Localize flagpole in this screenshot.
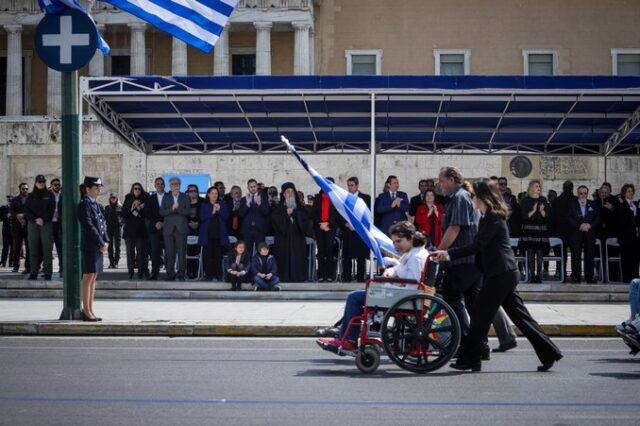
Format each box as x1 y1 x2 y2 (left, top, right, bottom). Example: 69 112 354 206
369 92 376 278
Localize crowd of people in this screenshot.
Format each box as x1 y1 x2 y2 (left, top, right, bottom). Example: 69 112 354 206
1 171 639 289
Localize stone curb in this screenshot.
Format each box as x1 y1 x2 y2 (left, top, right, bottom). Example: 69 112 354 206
0 322 618 337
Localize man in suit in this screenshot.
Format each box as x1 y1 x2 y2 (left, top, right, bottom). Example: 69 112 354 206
341 177 371 282
409 179 429 219
160 177 190 281
550 181 576 282
146 177 166 280
49 178 63 276
596 183 619 282
10 183 30 273
239 178 270 254
568 185 600 283
0 196 13 268
375 175 409 236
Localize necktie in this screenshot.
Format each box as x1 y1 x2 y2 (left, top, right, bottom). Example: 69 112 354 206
391 192 396 200
251 194 256 206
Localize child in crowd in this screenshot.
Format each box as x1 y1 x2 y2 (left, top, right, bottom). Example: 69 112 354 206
227 241 250 291
251 242 281 291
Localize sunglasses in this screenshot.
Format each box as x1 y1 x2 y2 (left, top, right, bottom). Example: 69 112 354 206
133 187 142 191
52 183 60 187
187 190 197 193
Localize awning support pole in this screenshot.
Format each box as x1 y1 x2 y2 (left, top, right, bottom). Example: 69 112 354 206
369 92 376 278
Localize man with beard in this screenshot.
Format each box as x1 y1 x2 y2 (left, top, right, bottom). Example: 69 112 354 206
271 182 310 282
10 183 30 273
49 178 63 276
239 179 270 255
0 196 13 268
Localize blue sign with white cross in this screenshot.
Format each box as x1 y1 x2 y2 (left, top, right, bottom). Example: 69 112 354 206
35 8 98 72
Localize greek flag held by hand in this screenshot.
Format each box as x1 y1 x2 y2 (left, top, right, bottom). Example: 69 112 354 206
98 0 239 53
281 136 398 265
38 0 110 55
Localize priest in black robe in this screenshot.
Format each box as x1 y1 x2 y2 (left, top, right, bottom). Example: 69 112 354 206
271 182 310 282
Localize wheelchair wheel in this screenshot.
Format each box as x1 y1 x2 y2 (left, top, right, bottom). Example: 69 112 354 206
355 345 381 374
381 294 460 373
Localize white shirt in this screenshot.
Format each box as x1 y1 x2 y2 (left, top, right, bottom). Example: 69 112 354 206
156 192 164 206
172 193 179 204
384 246 429 281
53 192 60 222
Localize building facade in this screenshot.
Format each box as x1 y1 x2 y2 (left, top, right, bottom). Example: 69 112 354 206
1 0 639 198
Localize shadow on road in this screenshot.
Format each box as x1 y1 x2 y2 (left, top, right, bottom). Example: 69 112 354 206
589 371 640 380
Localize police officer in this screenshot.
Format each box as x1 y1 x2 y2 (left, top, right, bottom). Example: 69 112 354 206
24 175 56 281
78 177 109 322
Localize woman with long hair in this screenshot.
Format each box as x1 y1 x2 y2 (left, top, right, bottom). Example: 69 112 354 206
122 182 149 279
518 180 550 283
414 188 444 247
435 179 562 372
198 186 229 281
616 183 640 283
77 177 109 321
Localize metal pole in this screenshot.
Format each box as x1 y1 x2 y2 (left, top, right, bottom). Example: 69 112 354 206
369 93 376 278
59 70 82 320
603 155 608 183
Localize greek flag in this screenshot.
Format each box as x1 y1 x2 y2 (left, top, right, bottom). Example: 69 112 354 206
38 0 110 55
99 0 238 53
281 136 398 265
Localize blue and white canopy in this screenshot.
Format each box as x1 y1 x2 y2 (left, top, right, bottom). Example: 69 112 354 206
82 75 640 156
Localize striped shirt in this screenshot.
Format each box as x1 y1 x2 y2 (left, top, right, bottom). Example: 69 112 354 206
442 186 479 266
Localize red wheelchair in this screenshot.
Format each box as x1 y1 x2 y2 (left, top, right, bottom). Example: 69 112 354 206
335 255 461 374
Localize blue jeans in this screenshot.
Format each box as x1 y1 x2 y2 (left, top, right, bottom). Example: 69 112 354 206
339 290 365 341
254 275 280 291
630 279 640 319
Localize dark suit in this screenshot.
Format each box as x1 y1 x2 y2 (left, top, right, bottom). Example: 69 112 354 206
312 192 340 281
160 192 190 279
9 195 29 272
0 204 13 267
409 193 424 218
145 192 166 276
596 196 618 281
568 199 600 282
449 211 562 366
341 192 371 282
238 192 270 254
616 199 640 283
550 191 576 279
375 191 409 236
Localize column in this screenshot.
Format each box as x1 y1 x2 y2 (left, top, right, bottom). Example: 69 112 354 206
128 22 147 75
292 21 311 75
89 24 105 76
47 68 61 116
213 25 230 76
4 25 22 116
172 38 188 76
254 21 272 76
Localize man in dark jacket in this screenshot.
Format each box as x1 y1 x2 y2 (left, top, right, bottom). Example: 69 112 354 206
0 196 13 268
145 177 166 280
550 180 576 282
10 183 30 273
312 178 340 282
24 175 56 280
105 193 122 268
568 185 600 283
49 178 63 276
596 183 619 281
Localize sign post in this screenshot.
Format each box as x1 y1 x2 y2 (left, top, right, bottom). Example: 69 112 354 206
35 9 99 320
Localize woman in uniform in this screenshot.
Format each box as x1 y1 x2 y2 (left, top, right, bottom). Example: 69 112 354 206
78 177 109 322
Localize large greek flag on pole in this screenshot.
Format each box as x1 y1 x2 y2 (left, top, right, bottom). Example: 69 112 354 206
38 0 110 55
281 136 398 265
98 0 238 53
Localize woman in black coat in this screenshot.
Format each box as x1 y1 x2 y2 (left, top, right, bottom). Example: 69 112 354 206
122 183 149 279
435 179 563 372
616 184 640 283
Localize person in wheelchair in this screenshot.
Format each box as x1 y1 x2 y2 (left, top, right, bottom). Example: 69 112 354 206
317 221 428 354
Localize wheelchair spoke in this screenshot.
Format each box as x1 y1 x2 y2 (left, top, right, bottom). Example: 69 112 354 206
431 325 455 333
411 299 423 326
427 336 448 355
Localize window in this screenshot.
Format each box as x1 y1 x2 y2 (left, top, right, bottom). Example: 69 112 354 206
523 50 557 75
105 48 151 75
232 54 256 75
434 50 469 75
612 49 640 75
346 49 382 75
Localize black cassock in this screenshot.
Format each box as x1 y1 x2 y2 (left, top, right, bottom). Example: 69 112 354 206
271 203 309 282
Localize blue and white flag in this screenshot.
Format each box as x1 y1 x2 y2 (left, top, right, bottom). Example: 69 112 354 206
281 136 398 265
38 0 110 55
99 0 238 53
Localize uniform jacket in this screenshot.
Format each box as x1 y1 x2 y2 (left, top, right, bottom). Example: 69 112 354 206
77 197 109 250
24 190 56 224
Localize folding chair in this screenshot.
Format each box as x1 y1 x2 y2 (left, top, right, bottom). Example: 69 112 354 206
185 235 203 281
605 238 623 283
306 237 317 282
334 235 343 282
542 237 564 283
510 237 528 282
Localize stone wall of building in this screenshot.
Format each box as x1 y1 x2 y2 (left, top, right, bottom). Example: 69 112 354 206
1 119 639 202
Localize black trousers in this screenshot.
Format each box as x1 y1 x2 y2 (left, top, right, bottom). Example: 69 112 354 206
52 221 62 272
316 230 337 280
458 270 562 365
203 238 223 280
11 227 29 272
148 232 164 275
125 237 148 276
107 227 121 266
343 257 366 282
620 241 640 283
1 227 12 266
442 263 481 336
571 230 596 281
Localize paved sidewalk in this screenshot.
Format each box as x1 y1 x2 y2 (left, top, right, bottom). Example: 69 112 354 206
0 299 628 337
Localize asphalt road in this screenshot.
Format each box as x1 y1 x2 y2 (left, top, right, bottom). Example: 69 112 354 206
0 337 638 426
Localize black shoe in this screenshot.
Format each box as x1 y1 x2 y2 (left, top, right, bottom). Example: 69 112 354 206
450 361 481 372
108 263 114 269
95 317 102 322
166 276 175 282
43 275 52 281
27 274 38 281
178 276 186 282
571 277 581 284
128 271 134 279
147 274 158 281
482 345 491 361
22 269 30 274
493 340 517 353
585 278 597 284
11 267 19 273
538 354 562 372
316 327 340 337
